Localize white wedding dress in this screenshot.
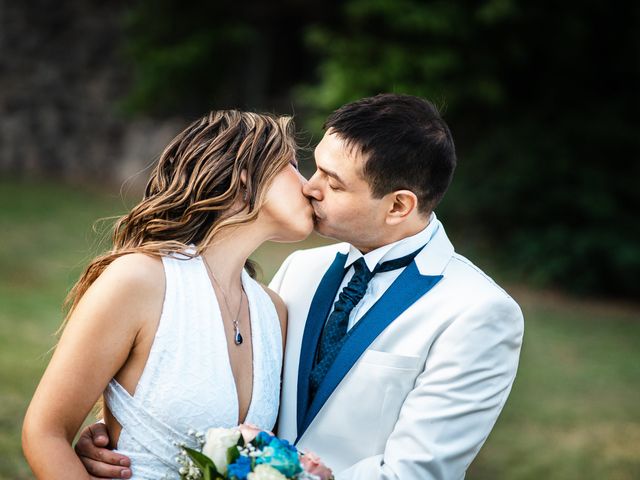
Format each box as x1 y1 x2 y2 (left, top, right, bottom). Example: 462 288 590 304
103 252 282 479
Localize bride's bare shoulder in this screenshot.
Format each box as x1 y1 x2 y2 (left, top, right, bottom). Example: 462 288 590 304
100 253 165 290
82 253 166 313
62 253 166 341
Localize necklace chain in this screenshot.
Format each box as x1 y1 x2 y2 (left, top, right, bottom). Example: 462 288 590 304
203 258 245 346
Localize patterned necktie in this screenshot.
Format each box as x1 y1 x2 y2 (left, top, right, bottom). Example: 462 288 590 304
308 245 425 403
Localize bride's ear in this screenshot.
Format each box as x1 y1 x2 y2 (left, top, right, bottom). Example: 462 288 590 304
240 169 249 202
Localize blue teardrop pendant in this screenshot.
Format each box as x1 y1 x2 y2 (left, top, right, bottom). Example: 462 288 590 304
234 329 243 345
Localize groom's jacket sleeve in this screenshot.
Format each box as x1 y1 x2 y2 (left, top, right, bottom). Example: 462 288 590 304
336 294 524 480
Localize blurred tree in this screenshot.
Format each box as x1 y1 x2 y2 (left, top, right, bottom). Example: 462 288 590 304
299 0 640 296
119 0 640 296
120 0 340 115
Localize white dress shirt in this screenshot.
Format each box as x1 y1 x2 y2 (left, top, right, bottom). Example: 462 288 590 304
331 213 439 331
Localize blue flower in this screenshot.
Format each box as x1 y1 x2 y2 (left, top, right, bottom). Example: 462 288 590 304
255 437 302 478
227 454 252 480
252 431 275 449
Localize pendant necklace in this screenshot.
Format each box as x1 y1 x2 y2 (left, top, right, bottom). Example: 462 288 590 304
203 258 245 346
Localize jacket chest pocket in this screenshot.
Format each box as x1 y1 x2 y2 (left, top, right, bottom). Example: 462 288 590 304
359 350 423 452
360 349 422 370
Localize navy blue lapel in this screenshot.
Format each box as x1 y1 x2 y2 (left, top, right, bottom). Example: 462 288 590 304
296 251 348 437
297 262 443 441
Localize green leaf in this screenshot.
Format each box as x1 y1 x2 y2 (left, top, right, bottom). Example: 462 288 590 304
227 445 240 466
184 447 217 472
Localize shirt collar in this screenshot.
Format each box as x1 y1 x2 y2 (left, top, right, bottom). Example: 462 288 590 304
345 212 438 272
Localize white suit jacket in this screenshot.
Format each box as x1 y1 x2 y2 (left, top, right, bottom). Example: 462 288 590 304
269 221 524 479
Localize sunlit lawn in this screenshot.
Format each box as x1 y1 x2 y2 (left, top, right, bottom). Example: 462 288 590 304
1 180 638 479
469 289 640 479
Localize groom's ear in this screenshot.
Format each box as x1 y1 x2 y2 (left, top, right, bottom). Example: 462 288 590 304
385 190 418 225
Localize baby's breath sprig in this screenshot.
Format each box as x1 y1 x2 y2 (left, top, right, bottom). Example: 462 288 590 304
175 429 207 480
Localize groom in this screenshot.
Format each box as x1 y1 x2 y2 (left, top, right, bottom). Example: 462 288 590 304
76 94 524 479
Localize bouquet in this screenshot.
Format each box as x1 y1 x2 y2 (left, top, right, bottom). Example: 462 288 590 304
176 424 333 480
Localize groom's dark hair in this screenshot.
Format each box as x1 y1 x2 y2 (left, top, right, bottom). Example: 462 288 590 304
324 93 456 214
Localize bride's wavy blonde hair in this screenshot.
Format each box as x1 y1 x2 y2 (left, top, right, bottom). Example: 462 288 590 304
62 110 296 325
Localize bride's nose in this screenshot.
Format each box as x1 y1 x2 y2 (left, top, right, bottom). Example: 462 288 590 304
296 169 308 184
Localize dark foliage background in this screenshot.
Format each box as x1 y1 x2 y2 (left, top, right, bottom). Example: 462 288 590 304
118 0 640 297
2 3 640 478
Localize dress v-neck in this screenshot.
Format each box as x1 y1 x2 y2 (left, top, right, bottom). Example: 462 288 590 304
198 256 257 426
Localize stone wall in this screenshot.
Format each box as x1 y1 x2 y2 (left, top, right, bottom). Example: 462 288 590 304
0 0 181 188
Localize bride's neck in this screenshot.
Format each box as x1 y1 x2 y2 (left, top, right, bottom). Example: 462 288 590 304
200 223 266 292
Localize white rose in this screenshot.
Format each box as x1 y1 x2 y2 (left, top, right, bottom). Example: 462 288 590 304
202 427 241 475
247 464 287 480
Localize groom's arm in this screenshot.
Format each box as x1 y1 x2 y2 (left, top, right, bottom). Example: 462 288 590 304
75 422 131 478
336 295 524 480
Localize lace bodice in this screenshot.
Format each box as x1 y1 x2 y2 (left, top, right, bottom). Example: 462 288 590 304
103 253 283 479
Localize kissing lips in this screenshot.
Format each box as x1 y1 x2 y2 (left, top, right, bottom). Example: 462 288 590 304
311 202 323 221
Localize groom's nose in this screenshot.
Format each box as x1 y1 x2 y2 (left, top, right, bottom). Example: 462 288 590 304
302 171 323 201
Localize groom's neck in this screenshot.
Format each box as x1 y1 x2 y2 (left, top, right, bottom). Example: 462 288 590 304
352 215 431 254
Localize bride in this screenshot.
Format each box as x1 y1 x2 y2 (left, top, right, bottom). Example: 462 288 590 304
22 110 314 479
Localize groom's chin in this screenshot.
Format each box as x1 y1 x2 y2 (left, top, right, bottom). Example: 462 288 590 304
312 221 340 241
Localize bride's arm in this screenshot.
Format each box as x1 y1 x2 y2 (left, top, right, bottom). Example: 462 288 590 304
22 254 164 479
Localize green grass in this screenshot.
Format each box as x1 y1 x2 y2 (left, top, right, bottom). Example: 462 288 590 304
1 179 639 479
0 179 130 478
468 290 640 479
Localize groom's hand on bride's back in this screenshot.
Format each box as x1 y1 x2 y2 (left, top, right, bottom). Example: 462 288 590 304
75 422 132 479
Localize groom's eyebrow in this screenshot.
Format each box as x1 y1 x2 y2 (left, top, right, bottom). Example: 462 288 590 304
318 166 346 185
